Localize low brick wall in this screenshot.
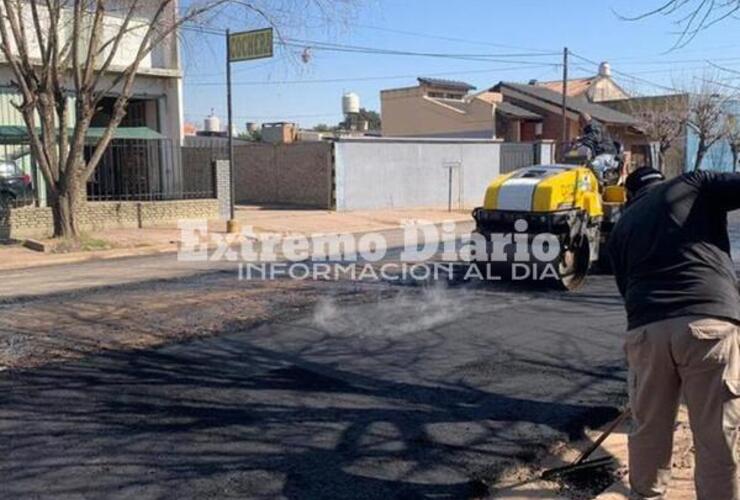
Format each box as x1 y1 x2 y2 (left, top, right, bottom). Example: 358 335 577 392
2 199 219 239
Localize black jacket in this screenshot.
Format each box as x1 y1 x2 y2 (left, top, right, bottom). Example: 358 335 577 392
581 121 617 156
607 171 740 330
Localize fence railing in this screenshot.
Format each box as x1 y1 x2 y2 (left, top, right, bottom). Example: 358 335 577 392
86 139 215 202
500 142 535 173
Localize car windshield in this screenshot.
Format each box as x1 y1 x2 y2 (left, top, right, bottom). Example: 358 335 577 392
0 161 20 178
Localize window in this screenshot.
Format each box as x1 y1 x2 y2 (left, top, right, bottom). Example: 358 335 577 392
427 91 464 100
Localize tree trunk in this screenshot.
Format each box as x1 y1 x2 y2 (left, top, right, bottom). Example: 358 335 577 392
694 142 706 171
50 186 79 239
732 147 738 173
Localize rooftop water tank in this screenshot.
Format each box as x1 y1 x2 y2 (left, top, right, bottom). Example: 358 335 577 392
204 112 221 133
342 92 360 115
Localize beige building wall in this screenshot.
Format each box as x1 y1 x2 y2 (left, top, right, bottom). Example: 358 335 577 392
381 86 502 138
589 78 630 102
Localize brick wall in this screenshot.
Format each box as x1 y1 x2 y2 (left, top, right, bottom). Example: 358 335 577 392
181 142 334 209
233 142 333 208
3 199 219 239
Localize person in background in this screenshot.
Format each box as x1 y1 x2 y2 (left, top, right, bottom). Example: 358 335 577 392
579 112 617 156
607 166 740 499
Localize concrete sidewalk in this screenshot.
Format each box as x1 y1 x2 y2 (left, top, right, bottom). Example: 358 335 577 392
1 207 471 271
595 407 695 500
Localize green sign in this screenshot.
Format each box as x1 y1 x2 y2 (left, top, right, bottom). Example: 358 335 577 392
229 28 273 62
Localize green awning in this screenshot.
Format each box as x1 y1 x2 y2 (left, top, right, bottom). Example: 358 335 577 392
0 125 165 145
0 125 30 144
86 127 166 141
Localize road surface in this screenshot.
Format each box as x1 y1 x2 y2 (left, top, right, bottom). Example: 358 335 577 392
0 214 737 499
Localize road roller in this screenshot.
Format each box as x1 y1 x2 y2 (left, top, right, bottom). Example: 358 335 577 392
471 145 627 290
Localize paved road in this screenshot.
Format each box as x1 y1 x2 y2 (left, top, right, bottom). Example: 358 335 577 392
0 273 627 499
0 224 473 300
0 214 737 499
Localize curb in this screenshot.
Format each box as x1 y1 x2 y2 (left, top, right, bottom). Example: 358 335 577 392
0 218 475 272
0 243 181 272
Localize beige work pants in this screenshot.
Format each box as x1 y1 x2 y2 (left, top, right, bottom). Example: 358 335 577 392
625 316 740 500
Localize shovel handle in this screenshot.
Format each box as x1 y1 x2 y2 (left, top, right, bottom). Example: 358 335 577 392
575 407 631 465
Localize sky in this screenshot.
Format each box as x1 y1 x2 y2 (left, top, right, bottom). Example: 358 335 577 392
179 0 740 131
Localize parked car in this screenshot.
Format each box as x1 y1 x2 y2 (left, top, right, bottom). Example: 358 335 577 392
0 160 33 209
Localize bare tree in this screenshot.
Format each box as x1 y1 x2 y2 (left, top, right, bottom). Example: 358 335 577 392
627 96 688 174
724 114 740 171
617 1 740 49
687 78 734 170
0 0 352 238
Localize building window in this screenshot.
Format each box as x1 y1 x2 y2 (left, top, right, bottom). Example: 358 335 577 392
428 91 464 100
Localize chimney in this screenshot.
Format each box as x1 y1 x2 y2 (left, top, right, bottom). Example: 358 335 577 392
599 61 612 77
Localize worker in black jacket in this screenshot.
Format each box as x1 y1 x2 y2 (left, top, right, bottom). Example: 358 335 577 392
607 167 740 500
579 113 617 156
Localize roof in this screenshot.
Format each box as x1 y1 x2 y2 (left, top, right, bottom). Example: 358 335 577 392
417 77 476 91
474 91 500 104
536 77 596 97
0 126 165 145
496 101 542 120
495 82 638 126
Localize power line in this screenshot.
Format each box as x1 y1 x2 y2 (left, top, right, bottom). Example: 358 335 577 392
593 55 740 67
281 37 559 59
183 64 556 87
693 78 740 93
183 19 553 54
338 20 553 53
568 51 740 89
707 60 740 76
569 51 679 93
181 24 560 64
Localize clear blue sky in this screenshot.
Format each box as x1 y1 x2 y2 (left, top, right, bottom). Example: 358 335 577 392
180 0 740 130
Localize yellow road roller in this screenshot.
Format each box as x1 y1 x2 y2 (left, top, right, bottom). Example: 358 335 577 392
472 161 626 290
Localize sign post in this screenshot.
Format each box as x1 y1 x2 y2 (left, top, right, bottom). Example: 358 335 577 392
225 27 273 233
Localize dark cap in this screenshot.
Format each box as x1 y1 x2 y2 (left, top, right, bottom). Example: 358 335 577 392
625 167 665 196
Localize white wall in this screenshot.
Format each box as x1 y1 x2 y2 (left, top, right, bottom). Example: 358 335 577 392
6 1 179 72
334 138 501 211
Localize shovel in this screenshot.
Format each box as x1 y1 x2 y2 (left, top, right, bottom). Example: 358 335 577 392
541 407 631 480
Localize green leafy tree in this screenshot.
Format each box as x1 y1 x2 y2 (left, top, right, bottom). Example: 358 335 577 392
339 108 381 130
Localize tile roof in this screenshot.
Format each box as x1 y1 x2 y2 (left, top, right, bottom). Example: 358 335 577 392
473 91 500 104
496 82 637 126
536 77 596 97
417 77 476 91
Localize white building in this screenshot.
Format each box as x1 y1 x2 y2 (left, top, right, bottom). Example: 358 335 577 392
0 1 185 203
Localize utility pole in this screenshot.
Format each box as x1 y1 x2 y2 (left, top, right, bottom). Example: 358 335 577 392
226 28 237 231
223 28 273 233
561 47 569 146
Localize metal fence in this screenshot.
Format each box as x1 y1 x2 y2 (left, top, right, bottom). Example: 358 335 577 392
86 139 215 202
500 142 535 173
